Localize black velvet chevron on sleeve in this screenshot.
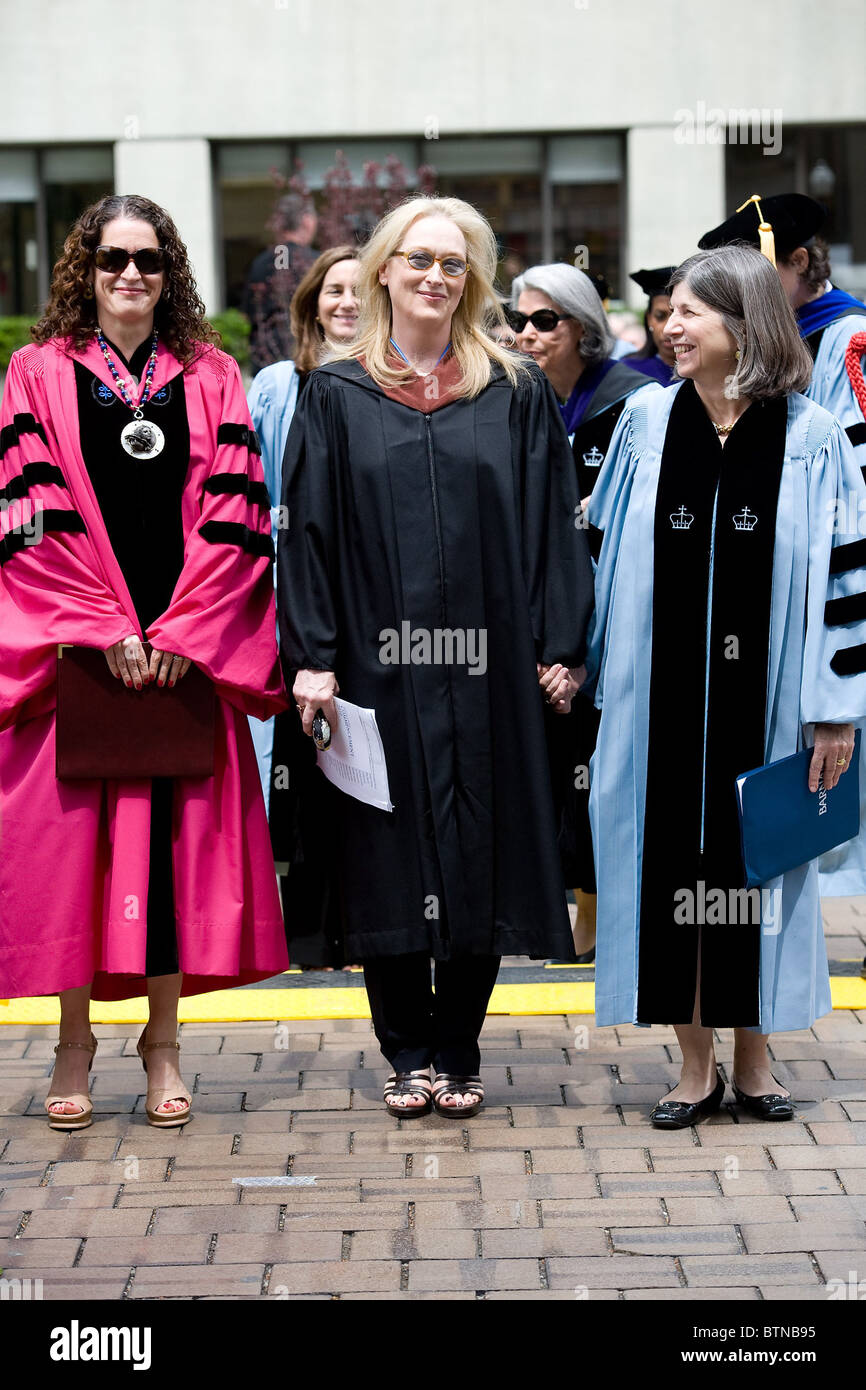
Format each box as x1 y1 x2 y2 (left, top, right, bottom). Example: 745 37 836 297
202 473 271 509
198 519 274 561
830 642 866 675
845 423 866 447
0 509 87 566
0 461 67 503
216 423 261 455
825 591 866 626
829 538 866 576
0 413 49 461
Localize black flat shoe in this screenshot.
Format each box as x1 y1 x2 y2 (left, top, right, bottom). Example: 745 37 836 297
732 1078 793 1121
650 1073 725 1129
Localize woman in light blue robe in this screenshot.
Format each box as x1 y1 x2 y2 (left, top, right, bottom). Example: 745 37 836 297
584 246 866 1125
247 358 300 805
245 246 359 809
698 191 866 896
245 245 359 970
799 295 866 894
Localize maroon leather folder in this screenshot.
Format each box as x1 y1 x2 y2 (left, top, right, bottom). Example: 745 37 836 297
55 644 215 780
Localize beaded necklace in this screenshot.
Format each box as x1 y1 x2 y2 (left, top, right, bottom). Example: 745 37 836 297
95 327 164 458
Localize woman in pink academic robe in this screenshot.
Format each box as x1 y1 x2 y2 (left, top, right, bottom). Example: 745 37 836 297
0 194 289 1130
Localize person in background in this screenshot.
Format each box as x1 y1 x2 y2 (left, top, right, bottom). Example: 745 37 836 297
699 193 866 898
247 246 360 971
588 273 638 360
509 263 648 963
585 245 865 1127
241 193 319 376
622 266 677 385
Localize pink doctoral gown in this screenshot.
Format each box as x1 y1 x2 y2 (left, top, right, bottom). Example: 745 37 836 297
0 335 290 1000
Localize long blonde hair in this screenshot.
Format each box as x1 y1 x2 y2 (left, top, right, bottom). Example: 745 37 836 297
326 195 529 398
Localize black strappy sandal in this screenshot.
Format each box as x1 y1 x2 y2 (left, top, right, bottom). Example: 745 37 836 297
383 1070 433 1117
432 1074 485 1118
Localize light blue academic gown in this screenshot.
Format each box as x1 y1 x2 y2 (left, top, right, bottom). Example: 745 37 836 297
246 360 300 805
585 382 866 1031
804 303 866 894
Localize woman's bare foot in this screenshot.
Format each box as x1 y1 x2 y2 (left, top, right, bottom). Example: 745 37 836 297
140 1029 189 1116
47 1032 94 1117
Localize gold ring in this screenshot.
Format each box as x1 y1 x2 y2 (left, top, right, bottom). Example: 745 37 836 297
836 757 847 766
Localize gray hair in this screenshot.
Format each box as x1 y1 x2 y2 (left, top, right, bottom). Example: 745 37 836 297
510 263 614 368
669 245 813 399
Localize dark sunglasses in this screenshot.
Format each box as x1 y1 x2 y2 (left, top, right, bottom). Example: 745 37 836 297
392 248 469 278
94 245 166 275
506 308 573 333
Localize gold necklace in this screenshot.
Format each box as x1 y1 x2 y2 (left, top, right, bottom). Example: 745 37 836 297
712 420 735 436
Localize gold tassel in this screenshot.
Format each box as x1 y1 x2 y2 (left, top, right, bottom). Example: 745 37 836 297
736 194 775 265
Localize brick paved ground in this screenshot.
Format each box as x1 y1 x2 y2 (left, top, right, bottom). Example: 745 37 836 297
0 900 863 1302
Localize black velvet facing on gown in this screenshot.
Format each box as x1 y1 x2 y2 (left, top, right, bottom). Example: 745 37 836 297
638 381 787 1026
75 337 189 977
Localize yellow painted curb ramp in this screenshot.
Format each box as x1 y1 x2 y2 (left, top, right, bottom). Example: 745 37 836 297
0 977 862 1023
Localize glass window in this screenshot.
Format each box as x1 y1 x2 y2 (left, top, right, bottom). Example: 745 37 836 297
43 146 113 278
548 134 622 184
552 182 622 299
431 137 543 177
0 201 38 317
726 125 866 294
218 144 292 309
295 139 419 189
0 149 39 316
0 146 112 315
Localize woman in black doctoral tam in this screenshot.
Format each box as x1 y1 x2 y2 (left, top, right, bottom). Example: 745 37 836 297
278 195 593 1118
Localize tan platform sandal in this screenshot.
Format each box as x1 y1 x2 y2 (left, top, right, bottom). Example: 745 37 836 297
45 1033 98 1130
136 1027 192 1127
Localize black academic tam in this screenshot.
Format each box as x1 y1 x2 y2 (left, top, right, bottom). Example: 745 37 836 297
277 357 594 961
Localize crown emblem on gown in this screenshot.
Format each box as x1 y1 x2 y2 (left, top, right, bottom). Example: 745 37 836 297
583 445 604 468
670 505 694 530
733 506 758 532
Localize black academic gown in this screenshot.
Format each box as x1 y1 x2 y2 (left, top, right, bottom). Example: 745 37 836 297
74 337 189 976
277 357 594 961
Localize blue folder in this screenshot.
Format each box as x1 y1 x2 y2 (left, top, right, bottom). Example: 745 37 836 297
735 729 861 888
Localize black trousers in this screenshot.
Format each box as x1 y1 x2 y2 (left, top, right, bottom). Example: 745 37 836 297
362 952 501 1075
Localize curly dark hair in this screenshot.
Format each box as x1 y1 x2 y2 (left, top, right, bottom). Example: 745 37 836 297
32 194 220 365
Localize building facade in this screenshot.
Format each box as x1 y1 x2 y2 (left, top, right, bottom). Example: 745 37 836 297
2 0 864 318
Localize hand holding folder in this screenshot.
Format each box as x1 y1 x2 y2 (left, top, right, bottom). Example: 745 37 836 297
735 729 861 887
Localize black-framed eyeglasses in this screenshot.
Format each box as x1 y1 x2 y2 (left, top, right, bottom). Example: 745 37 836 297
94 245 166 275
506 308 573 333
392 248 469 278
